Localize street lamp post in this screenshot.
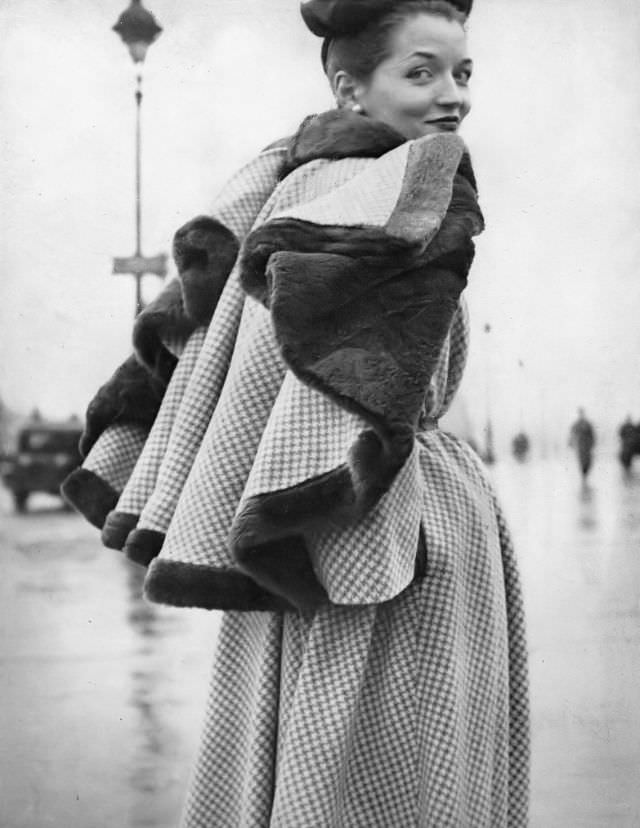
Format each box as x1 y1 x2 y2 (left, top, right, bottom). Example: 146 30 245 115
112 0 167 317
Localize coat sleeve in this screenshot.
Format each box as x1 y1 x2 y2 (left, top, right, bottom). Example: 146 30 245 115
132 145 290 380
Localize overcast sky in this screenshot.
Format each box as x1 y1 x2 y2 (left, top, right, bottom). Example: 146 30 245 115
2 0 640 451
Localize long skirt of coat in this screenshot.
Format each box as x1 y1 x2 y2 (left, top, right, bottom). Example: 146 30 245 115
180 446 529 828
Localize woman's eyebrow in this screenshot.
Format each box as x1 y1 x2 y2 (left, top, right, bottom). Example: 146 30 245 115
403 52 473 67
404 50 437 62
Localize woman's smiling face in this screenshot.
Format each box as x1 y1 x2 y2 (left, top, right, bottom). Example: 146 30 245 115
354 13 472 139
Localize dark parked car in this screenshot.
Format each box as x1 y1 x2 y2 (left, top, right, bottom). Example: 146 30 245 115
0 417 83 512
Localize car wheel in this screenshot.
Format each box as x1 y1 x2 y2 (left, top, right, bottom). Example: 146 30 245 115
13 491 29 513
620 451 632 471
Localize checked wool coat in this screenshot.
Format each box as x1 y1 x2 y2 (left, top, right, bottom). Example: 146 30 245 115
66 110 529 826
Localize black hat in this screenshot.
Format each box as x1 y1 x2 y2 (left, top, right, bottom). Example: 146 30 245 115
301 0 473 38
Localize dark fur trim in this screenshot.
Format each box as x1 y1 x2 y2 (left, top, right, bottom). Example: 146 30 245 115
233 534 328 615
133 280 192 383
80 356 165 458
456 150 478 195
60 468 119 529
425 172 483 258
280 110 405 179
229 446 403 611
240 219 420 308
271 249 465 445
172 216 240 326
231 468 430 612
101 510 139 550
144 558 296 612
133 219 239 379
124 528 165 567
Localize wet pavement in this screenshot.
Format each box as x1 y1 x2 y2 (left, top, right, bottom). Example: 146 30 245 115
1 451 639 827
0 491 218 828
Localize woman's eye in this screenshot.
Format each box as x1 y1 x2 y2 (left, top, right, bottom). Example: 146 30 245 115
454 69 472 85
407 67 432 81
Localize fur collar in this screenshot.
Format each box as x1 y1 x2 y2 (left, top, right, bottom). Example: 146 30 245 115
282 109 478 195
281 109 406 178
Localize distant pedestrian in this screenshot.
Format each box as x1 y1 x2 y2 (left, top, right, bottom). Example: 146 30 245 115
618 415 640 471
569 408 596 480
619 415 636 444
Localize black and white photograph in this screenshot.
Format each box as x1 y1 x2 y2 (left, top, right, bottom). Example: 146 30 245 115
1 1 639 825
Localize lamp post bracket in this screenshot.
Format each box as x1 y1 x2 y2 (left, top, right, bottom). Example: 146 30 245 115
113 253 167 277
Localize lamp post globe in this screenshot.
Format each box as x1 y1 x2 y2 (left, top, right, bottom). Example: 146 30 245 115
113 0 162 64
111 0 166 317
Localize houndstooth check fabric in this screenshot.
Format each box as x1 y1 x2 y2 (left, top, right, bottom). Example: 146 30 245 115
81 422 148 494
113 326 207 518
141 293 284 558
492 492 531 826
132 281 245 536
181 451 529 826
441 299 470 415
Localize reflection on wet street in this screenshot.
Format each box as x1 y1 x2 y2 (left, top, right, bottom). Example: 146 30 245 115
1 452 639 826
491 452 640 828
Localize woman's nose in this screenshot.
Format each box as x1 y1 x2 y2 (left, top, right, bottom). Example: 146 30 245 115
435 74 463 107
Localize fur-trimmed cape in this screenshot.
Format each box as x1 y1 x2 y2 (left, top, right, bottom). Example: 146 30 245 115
143 111 484 614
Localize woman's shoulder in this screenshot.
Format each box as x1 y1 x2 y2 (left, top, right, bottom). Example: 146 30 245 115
260 134 295 153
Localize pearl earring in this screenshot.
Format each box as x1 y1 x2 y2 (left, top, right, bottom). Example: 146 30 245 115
351 102 363 114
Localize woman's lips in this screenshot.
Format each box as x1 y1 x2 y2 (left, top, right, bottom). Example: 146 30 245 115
426 118 460 132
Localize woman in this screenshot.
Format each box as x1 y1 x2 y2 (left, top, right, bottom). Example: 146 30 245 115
66 0 529 824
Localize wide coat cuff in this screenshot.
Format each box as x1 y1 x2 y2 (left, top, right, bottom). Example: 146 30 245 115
132 217 239 382
82 217 239 455
79 355 166 458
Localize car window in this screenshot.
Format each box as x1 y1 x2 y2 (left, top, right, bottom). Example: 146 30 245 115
19 430 81 454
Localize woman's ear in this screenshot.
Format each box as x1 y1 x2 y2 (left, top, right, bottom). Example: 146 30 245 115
333 70 361 110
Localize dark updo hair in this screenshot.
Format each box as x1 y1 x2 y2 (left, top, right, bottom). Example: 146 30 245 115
323 0 467 83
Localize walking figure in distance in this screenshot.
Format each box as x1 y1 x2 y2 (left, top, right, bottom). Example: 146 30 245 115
569 407 596 481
